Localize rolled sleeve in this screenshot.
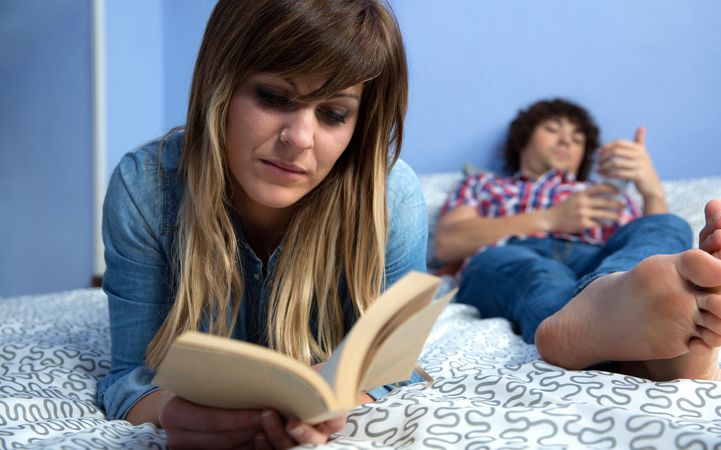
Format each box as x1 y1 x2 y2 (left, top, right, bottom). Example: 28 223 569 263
97 366 159 420
366 369 426 400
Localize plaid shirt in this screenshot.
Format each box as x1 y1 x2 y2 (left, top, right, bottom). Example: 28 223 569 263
440 169 642 252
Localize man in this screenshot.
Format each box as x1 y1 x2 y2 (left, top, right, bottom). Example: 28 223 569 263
436 98 721 381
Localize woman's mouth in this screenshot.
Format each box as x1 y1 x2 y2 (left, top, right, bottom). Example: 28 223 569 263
260 159 306 179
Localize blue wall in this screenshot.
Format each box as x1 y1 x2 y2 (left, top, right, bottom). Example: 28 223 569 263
104 0 214 175
104 0 164 176
2 0 720 295
393 0 721 179
162 0 215 131
0 0 93 297
108 0 721 180
0 0 212 296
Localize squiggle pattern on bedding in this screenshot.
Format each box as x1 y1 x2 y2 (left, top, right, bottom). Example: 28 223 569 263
1 290 721 449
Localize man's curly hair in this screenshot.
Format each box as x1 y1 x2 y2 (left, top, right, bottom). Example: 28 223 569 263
503 98 600 180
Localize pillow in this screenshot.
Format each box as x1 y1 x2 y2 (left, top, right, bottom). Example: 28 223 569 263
462 162 486 176
417 172 464 271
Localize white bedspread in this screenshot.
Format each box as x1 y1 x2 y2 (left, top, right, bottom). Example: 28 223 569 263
2 288 720 449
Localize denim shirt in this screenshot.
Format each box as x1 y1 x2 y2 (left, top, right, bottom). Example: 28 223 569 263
97 130 428 420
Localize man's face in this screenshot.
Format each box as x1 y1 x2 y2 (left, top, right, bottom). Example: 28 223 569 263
519 116 586 179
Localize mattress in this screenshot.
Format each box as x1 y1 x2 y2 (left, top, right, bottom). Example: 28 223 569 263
2 287 720 449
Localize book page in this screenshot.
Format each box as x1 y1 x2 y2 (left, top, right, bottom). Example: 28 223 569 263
359 289 454 391
318 338 346 391
153 332 338 423
329 272 441 406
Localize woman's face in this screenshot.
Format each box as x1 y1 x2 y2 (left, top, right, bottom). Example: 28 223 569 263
519 116 586 179
225 73 363 216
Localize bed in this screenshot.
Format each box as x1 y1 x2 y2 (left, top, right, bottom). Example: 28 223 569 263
2 173 721 449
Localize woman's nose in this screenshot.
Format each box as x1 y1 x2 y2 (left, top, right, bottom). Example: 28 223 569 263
281 108 315 151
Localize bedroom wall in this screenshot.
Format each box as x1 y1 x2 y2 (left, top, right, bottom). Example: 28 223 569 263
104 0 164 177
392 0 721 179
161 0 215 133
104 0 214 176
2 0 719 296
104 0 721 180
0 0 212 296
0 0 93 297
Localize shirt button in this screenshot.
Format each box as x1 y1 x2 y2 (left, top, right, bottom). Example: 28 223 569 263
253 273 260 280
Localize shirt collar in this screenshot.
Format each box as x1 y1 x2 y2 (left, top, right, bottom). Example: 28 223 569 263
228 208 283 275
512 169 576 183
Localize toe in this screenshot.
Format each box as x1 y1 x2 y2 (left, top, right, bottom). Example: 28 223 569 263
698 310 721 335
698 326 721 348
700 229 721 256
678 250 721 289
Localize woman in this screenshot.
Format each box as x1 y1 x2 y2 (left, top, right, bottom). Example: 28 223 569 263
97 0 427 448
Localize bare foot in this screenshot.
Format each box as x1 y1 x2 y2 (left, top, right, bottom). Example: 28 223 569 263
536 225 721 381
634 199 721 381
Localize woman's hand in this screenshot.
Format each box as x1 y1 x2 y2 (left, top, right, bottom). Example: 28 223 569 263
596 127 666 212
280 413 347 448
160 361 370 449
160 395 347 449
159 394 262 449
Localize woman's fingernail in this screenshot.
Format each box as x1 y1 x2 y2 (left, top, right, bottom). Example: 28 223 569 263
289 426 304 438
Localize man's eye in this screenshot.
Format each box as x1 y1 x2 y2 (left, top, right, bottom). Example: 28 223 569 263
257 88 292 107
318 108 347 125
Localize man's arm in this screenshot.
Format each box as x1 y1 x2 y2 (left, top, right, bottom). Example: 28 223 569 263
434 184 625 264
434 206 548 263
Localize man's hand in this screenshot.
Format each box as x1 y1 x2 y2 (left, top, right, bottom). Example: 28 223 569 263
596 127 666 211
544 185 625 233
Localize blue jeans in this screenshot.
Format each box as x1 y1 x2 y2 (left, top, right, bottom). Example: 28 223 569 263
456 214 693 343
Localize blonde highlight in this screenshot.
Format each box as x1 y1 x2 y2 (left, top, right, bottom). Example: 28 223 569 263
145 0 407 369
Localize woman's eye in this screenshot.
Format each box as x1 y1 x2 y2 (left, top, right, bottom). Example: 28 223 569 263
257 88 292 107
318 108 347 125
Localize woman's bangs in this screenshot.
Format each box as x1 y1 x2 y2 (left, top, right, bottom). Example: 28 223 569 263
250 2 390 100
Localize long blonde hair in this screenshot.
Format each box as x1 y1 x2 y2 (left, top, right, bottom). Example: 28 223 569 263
146 0 408 368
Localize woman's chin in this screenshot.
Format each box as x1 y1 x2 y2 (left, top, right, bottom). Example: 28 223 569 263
248 190 307 211
235 179 316 213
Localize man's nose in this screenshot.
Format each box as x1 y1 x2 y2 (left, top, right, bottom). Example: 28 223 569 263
557 130 571 146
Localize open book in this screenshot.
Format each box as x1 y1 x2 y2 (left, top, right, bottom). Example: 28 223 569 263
153 271 454 424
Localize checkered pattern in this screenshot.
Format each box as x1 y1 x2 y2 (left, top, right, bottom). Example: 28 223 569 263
441 169 641 250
